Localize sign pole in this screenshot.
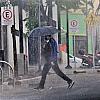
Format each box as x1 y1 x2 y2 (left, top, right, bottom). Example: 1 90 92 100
18 0 23 53
69 16 79 69
65 8 72 69
11 5 18 77
73 35 76 69
38 0 42 71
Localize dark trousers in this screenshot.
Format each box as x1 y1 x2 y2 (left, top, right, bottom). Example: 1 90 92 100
39 61 72 88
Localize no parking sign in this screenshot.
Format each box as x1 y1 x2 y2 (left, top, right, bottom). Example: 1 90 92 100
1 7 14 25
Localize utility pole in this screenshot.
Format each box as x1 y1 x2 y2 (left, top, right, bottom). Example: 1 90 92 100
18 0 23 53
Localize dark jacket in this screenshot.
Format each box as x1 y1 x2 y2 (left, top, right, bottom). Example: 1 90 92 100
50 38 58 61
43 38 58 62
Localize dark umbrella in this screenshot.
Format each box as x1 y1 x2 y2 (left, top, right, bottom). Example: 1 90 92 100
28 26 58 71
28 26 59 37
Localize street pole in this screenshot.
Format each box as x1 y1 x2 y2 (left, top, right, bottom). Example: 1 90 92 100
65 8 72 69
11 25 18 77
47 0 52 25
86 0 88 54
57 1 62 63
0 5 4 68
92 25 95 68
11 6 18 77
18 0 23 53
0 7 1 49
57 3 61 44
73 35 76 69
38 0 42 71
39 0 41 27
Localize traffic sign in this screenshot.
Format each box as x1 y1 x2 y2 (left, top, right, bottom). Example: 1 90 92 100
1 7 14 25
69 19 79 33
71 20 78 27
3 9 12 20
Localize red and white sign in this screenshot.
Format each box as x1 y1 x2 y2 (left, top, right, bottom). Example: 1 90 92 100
71 20 78 27
69 20 79 33
1 7 14 25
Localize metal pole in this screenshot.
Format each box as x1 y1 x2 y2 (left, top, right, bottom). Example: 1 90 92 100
38 0 42 71
92 25 95 68
0 7 4 68
11 6 18 77
0 66 3 85
73 35 76 69
56 1 62 63
18 0 23 53
0 7 1 49
57 3 61 44
86 0 88 54
65 8 72 69
47 0 52 25
39 0 41 27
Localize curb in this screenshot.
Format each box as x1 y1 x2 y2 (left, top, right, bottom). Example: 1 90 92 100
97 69 100 72
73 70 86 74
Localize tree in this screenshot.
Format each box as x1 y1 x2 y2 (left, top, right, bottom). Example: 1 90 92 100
24 0 39 32
54 0 80 10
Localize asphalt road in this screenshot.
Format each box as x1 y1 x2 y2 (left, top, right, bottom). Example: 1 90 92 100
0 72 100 100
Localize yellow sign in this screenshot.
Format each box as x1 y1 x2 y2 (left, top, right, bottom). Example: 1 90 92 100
86 11 100 26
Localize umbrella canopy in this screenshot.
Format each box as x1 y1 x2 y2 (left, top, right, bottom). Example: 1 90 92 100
28 26 59 37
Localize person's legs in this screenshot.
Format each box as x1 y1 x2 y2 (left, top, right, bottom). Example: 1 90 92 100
38 63 51 89
52 62 72 84
52 62 74 88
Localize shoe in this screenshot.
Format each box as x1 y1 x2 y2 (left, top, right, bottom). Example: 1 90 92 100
68 81 75 89
34 86 44 90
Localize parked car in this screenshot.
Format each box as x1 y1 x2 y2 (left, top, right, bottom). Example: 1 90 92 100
69 54 82 68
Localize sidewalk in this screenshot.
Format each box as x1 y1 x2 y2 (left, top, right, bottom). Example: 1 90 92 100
22 63 100 79
1 63 100 88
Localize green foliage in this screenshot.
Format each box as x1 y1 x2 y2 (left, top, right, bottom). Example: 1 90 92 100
0 0 18 7
55 0 80 10
10 0 18 6
25 0 39 32
25 16 38 32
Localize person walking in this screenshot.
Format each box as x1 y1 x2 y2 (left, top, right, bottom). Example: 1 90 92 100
34 35 74 90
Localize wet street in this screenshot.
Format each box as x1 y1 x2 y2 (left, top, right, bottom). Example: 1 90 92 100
0 69 100 100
